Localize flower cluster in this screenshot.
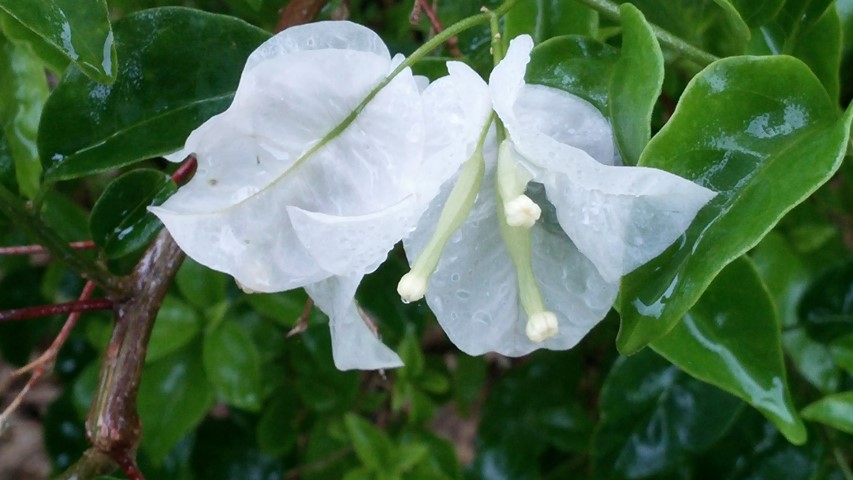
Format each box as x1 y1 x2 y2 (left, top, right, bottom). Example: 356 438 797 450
151 21 715 369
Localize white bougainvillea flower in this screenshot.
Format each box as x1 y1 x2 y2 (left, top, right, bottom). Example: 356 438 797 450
403 35 716 356
150 21 434 370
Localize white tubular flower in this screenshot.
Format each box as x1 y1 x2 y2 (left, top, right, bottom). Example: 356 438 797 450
504 194 541 227
150 21 435 370
404 35 715 357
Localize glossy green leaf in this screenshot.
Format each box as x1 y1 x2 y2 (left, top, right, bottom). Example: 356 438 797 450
504 0 598 42
609 4 663 165
138 344 214 464
0 37 47 198
291 324 359 413
619 56 853 353
470 351 592 479
176 258 228 312
593 349 743 479
244 289 309 328
0 10 69 74
39 7 269 181
652 257 807 444
344 413 394 471
799 258 853 342
750 4 842 102
729 0 784 26
784 329 840 394
0 0 114 83
525 6 662 166
713 0 751 43
146 295 201 363
203 320 263 411
801 392 853 434
90 169 176 259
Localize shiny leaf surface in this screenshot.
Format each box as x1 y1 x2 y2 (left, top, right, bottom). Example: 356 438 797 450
39 7 269 181
652 257 806 444
138 344 214 464
146 295 201 363
799 258 853 342
0 37 47 198
801 392 853 434
0 0 114 82
504 0 597 42
89 168 176 258
203 320 263 411
593 349 743 479
619 56 853 353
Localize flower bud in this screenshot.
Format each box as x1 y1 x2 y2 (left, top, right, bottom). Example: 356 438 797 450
397 271 428 303
526 311 558 342
504 194 541 228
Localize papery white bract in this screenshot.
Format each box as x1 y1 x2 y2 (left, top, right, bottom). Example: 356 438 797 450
404 35 716 357
151 21 432 370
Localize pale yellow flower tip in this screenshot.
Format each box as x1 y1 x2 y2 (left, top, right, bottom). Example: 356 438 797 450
397 271 428 304
526 311 558 342
504 194 541 228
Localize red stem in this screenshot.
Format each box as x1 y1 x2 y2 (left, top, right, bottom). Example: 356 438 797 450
171 155 197 185
0 240 96 256
0 298 113 323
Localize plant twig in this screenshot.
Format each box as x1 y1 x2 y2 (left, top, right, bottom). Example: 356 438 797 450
81 230 185 480
574 0 719 66
0 240 96 256
286 297 314 337
1 281 98 433
0 184 126 296
0 297 112 323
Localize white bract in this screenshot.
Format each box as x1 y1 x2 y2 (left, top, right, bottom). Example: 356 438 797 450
403 35 716 356
150 21 440 370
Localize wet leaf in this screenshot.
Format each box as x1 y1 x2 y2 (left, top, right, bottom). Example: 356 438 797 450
504 0 598 42
801 392 853 434
146 295 201 363
652 257 807 444
39 7 269 181
619 56 853 353
0 37 47 198
89 169 176 259
203 320 264 411
0 0 115 82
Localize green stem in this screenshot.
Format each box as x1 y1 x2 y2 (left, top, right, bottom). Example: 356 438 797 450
575 0 719 66
0 184 126 297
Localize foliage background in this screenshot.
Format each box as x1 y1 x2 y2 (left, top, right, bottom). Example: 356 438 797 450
0 0 852 479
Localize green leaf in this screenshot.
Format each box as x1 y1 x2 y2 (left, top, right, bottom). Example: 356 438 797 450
175 258 228 311
291 324 359 413
799 258 853 342
146 295 201 363
244 289 309 328
0 0 114 83
191 416 283 480
39 7 269 181
256 387 300 456
783 328 840 394
203 320 264 411
618 56 853 353
829 333 853 376
593 350 743 479
0 10 69 74
138 343 214 464
344 413 394 471
525 6 663 166
652 257 807 445
89 169 176 259
750 3 842 102
609 4 663 166
0 130 15 192
728 0 784 26
504 0 598 42
750 232 811 328
0 37 47 198
713 0 752 43
801 392 853 434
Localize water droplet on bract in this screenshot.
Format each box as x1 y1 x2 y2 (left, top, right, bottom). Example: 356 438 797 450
450 273 461 282
455 290 470 299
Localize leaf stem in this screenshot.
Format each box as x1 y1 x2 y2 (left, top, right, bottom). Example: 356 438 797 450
0 240 96 256
575 0 719 66
0 184 126 296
